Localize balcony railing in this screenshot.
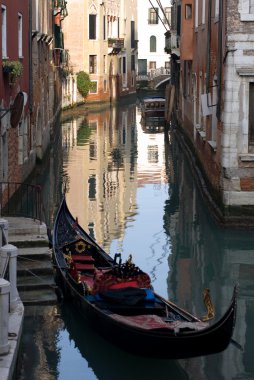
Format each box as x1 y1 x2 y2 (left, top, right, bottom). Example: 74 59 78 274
54 0 68 19
108 38 124 49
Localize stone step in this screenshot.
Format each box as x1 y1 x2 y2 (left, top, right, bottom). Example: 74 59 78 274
17 274 56 288
17 264 54 277
18 288 58 306
17 246 52 260
8 234 49 248
6 217 47 235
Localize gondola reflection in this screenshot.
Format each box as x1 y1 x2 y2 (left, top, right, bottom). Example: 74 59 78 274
60 302 189 380
140 116 165 134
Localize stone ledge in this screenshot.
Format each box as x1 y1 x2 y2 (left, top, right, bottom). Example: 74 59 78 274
236 67 254 76
239 154 254 161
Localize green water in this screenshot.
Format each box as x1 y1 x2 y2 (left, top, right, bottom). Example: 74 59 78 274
18 98 254 380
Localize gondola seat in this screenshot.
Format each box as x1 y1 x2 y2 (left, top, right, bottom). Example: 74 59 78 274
71 254 95 272
92 270 151 294
71 255 95 262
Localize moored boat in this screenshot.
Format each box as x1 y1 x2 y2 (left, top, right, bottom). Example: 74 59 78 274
140 96 166 118
52 196 237 359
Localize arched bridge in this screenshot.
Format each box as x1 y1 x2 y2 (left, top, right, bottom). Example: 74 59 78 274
136 67 170 89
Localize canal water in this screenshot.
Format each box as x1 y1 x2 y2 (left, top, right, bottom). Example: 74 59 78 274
18 95 254 380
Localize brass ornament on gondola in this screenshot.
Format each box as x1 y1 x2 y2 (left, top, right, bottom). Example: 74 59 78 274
202 288 215 321
75 240 86 253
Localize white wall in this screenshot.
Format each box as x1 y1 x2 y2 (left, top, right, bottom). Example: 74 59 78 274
137 0 170 72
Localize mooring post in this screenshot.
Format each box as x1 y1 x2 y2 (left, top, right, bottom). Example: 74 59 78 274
0 244 19 311
0 218 9 247
0 278 10 355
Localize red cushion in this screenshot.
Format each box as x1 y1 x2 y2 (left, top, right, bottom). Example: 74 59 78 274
75 263 95 271
108 281 138 289
72 255 94 262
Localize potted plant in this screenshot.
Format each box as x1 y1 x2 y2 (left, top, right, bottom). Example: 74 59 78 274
2 60 23 85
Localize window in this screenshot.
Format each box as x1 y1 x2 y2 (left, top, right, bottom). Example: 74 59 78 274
1 6 7 58
18 120 28 165
18 13 23 57
104 79 107 92
131 21 135 48
147 145 159 163
215 0 219 18
131 55 135 71
122 56 127 86
148 8 158 24
103 55 106 73
89 81 97 93
88 222 95 240
1 133 8 180
131 72 135 87
150 36 156 52
249 83 254 145
183 60 192 97
251 0 254 13
118 58 122 74
103 15 106 40
123 57 126 74
89 14 96 39
165 61 170 70
195 0 199 27
177 5 181 35
239 0 254 21
35 0 39 31
202 0 206 24
89 55 97 73
149 61 156 69
164 7 171 23
88 175 96 199
185 4 192 19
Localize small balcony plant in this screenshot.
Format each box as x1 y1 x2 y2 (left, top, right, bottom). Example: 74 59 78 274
2 60 23 85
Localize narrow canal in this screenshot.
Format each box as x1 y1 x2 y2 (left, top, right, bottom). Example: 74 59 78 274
18 95 254 379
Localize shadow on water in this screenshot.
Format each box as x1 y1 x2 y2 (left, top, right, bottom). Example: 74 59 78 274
60 302 189 380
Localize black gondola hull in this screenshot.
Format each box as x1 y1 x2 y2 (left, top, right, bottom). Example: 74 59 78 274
52 197 237 359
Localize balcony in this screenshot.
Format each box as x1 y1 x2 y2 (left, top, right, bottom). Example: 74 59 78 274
108 38 124 55
169 32 180 56
53 48 69 68
54 0 68 19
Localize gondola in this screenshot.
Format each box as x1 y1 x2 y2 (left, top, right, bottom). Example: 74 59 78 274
52 196 237 359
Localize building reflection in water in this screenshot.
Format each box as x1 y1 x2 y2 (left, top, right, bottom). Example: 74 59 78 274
62 104 138 253
164 132 254 379
59 103 254 379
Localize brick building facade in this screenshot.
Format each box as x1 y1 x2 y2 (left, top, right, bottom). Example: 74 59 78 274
170 0 254 225
0 1 64 197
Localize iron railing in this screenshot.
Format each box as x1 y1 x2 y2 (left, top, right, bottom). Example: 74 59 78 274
0 182 45 223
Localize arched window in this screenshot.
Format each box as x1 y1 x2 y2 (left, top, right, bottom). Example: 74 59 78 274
150 36 156 52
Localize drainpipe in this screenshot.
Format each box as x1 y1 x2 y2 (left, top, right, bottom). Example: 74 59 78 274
29 0 33 113
0 278 10 355
216 0 223 121
206 0 212 93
